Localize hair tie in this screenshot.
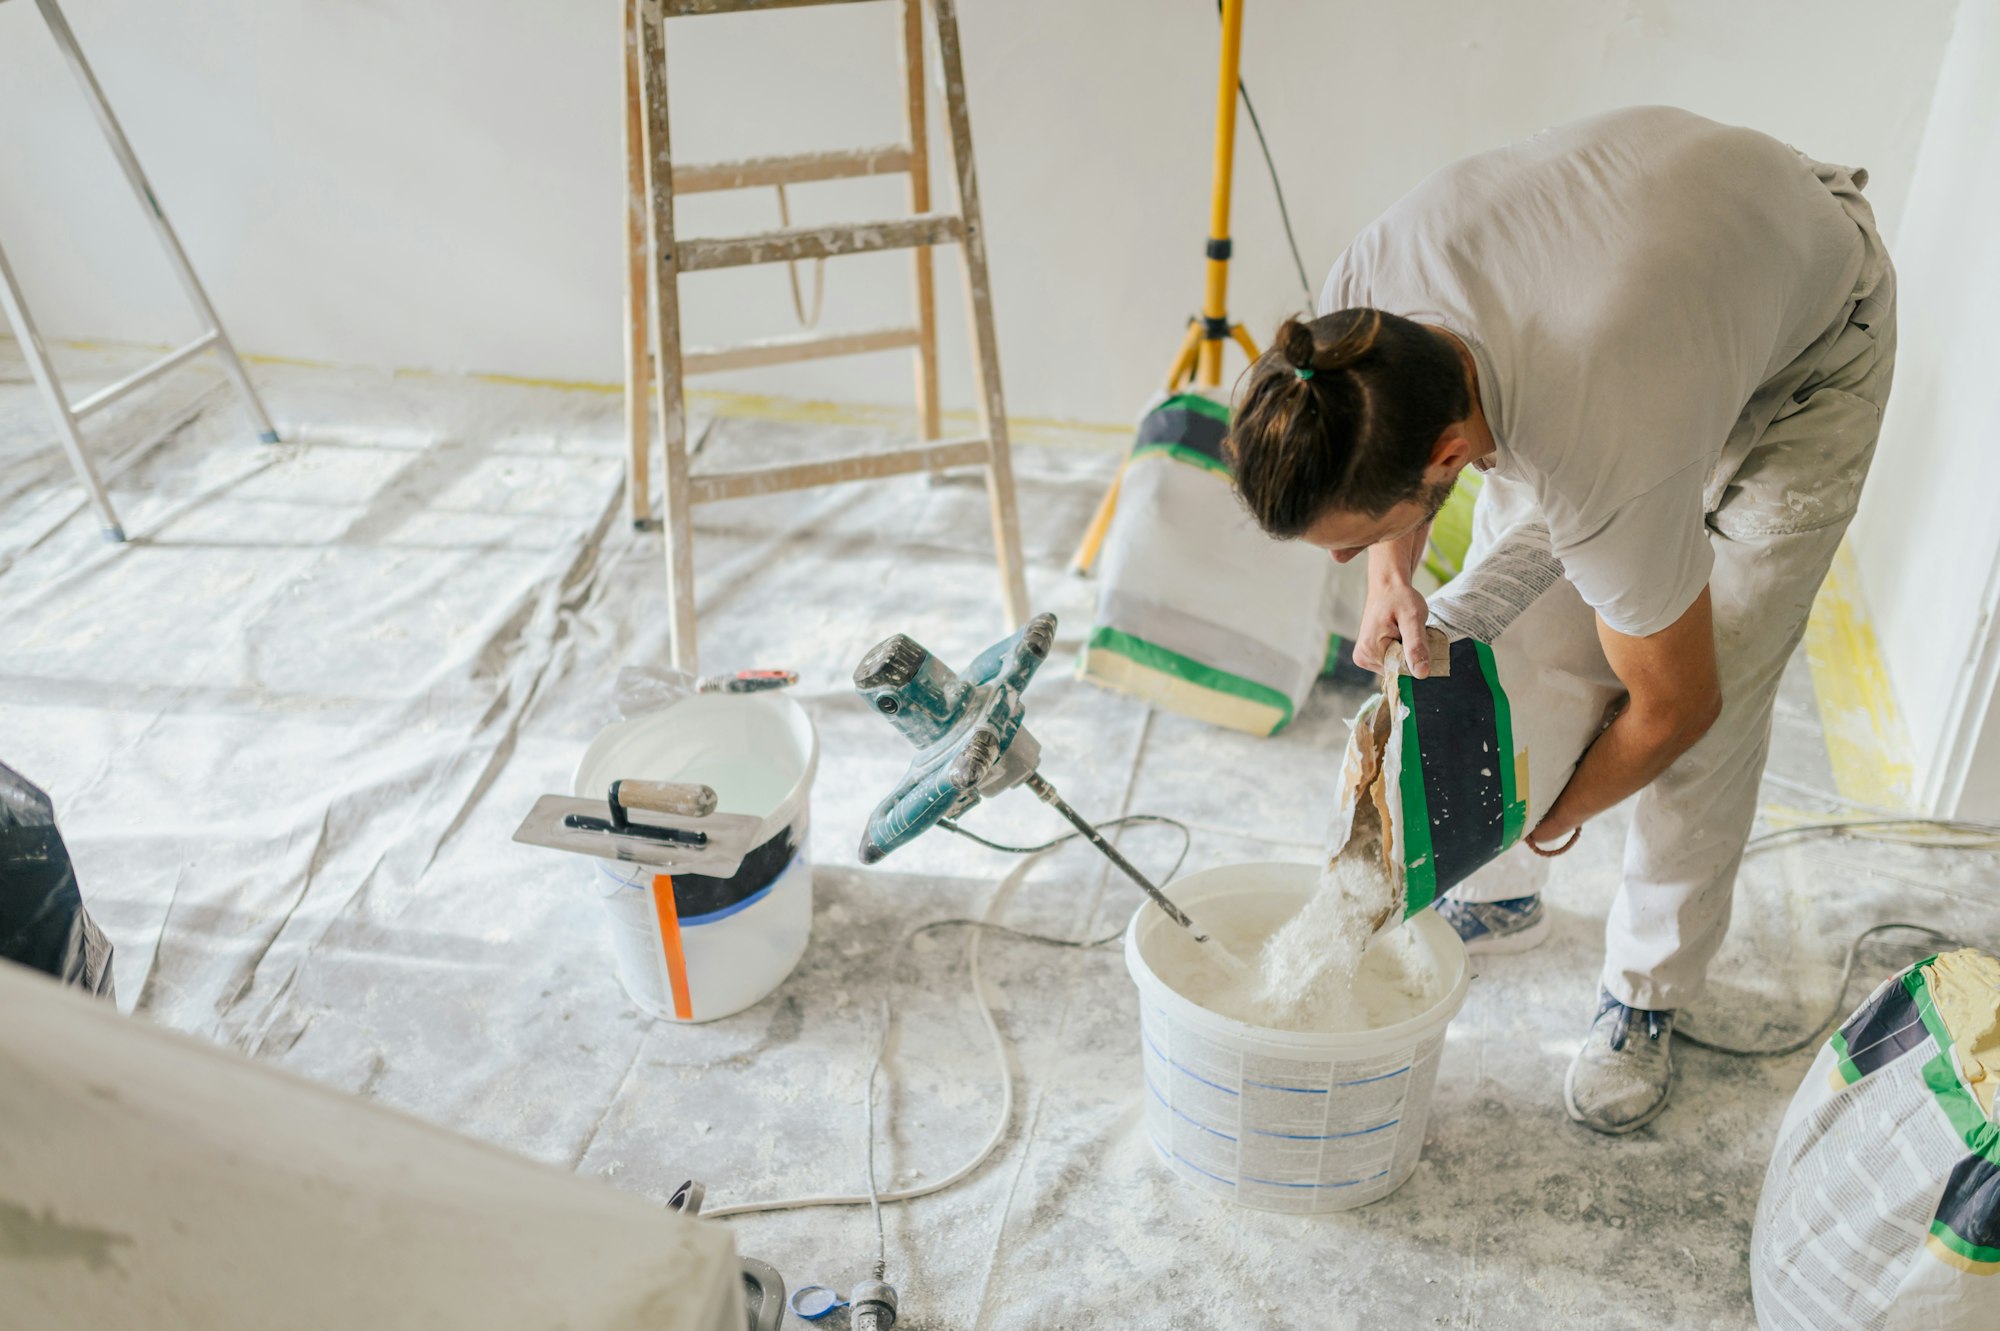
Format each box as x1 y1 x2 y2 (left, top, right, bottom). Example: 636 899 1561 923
1294 367 1314 381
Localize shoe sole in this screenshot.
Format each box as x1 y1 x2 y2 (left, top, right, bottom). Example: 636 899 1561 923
1563 1051 1675 1136
1460 910 1552 956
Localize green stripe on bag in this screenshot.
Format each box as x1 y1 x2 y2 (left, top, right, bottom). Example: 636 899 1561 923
1130 441 1232 478
1083 626 1295 733
1473 640 1528 849
1928 1218 2000 1267
1830 1028 1863 1085
1909 966 2000 1167
1159 392 1232 424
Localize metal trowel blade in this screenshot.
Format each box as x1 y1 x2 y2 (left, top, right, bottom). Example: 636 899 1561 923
513 795 761 877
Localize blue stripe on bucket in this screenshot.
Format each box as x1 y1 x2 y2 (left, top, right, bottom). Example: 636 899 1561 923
1337 1065 1411 1087
1239 1169 1390 1190
1247 1117 1399 1141
1146 1136 1390 1192
1146 1134 1238 1188
1144 1078 1237 1142
1140 1031 1240 1098
1238 1065 1409 1094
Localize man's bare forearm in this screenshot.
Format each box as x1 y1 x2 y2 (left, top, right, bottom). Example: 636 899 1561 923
1534 699 1717 842
1531 589 1723 846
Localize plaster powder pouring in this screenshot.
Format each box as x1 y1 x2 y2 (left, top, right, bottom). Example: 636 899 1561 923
1182 799 1425 1033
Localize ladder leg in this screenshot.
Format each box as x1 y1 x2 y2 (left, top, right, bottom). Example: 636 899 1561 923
931 0 1029 628
0 241 125 541
638 0 699 673
899 0 943 460
34 0 279 445
622 0 658 531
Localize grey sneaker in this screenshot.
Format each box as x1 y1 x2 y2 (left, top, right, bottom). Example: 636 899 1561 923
1564 989 1677 1135
1433 894 1550 954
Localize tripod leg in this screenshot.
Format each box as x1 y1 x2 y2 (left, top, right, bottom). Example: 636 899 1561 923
1230 322 1261 364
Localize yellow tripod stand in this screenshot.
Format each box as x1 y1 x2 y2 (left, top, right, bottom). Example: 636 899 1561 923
1071 0 1261 575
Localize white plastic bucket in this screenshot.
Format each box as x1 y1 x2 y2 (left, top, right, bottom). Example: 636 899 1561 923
1124 862 1469 1212
574 692 818 1023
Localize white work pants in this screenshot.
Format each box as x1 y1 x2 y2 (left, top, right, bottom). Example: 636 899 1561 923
1451 171 1896 1011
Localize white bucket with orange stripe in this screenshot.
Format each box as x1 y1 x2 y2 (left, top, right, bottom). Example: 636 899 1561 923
574 692 818 1023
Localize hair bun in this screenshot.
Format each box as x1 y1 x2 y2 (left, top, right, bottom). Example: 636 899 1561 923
1276 318 1317 371
1323 309 1383 371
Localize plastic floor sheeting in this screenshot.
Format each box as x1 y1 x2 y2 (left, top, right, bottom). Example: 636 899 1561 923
6 343 1999 1330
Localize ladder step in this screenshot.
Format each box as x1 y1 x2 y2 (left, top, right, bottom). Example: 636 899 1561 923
673 144 912 194
71 330 219 419
662 0 880 15
677 212 963 273
684 325 919 375
691 437 988 504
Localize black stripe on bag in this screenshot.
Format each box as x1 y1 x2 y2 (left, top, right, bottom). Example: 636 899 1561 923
1832 972 1926 1081
1933 1156 2000 1266
1408 637 1508 896
1136 404 1229 467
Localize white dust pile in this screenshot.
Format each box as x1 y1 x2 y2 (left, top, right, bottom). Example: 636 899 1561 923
1159 811 1442 1033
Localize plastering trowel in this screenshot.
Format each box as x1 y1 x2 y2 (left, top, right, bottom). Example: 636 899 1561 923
854 611 1244 971
512 778 762 876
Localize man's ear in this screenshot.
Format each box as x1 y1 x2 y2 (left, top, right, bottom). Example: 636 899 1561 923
1427 425 1472 477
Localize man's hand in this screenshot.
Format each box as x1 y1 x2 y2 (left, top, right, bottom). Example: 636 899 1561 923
1355 580 1433 677
1529 588 1723 847
1353 523 1436 677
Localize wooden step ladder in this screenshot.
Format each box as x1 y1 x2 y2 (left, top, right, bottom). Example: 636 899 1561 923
624 0 1030 672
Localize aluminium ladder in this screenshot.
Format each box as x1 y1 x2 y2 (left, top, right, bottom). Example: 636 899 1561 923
0 0 279 542
623 0 1029 673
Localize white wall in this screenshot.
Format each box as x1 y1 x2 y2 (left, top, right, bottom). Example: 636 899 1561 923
1850 0 2000 817
0 0 1959 426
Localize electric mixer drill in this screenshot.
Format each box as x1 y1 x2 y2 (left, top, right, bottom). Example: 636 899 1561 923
854 611 1237 961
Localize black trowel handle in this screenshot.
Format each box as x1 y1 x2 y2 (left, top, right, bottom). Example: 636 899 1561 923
608 779 718 822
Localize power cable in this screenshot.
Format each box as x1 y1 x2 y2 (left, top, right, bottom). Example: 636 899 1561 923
1677 922 1962 1058
1673 776 1996 1056
700 814 1194 1263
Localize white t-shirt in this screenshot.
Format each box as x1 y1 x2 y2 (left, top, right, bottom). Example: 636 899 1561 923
1318 106 1866 637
